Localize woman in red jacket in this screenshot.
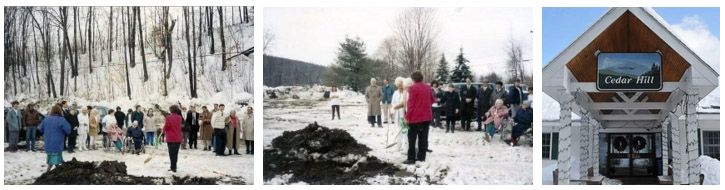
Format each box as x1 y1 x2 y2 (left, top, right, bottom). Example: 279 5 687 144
163 105 183 172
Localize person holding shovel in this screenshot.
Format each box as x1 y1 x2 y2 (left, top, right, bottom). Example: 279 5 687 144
163 105 183 173
389 77 413 152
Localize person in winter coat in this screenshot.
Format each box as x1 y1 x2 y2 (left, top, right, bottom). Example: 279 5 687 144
64 109 80 153
365 78 383 128
329 87 341 120
200 106 213 151
186 106 200 149
126 109 133 129
5 101 22 152
131 105 145 130
441 84 461 133
381 78 395 124
226 110 241 155
127 121 144 154
89 108 100 150
403 71 434 165
22 103 41 152
211 104 229 156
103 109 123 154
483 99 509 142
39 105 71 172
507 79 525 118
242 106 254 154
144 110 160 146
163 105 184 173
114 107 126 129
476 79 494 131
390 77 412 152
431 81 444 129
180 106 189 149
459 78 477 131
510 100 533 146
491 81 507 107
77 107 89 151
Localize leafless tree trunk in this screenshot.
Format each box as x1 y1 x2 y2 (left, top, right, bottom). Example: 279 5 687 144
207 7 215 54
393 8 439 77
136 7 148 81
218 7 227 71
108 7 113 63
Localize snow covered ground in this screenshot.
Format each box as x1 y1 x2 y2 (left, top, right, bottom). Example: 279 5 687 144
4 145 253 185
263 86 533 185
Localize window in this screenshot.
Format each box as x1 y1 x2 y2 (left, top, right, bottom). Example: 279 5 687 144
701 131 719 160
542 132 559 159
543 133 551 159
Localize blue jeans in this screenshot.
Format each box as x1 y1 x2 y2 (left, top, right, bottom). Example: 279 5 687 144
145 132 155 145
26 126 37 151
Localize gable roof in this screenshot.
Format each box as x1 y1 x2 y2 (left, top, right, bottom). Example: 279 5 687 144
543 7 718 104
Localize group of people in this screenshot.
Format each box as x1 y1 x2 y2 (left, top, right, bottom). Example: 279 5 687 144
5 100 254 173
432 78 533 146
327 71 533 165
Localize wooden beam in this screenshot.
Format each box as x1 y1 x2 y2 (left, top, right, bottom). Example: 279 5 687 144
590 102 667 110
599 114 660 121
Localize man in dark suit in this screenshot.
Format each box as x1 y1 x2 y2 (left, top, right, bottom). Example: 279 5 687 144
459 78 477 131
476 79 494 131
185 106 200 149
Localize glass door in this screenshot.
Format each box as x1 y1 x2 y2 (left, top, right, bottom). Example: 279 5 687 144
606 133 656 177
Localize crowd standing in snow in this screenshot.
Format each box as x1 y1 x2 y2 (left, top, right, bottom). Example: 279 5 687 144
4 99 255 173
324 71 535 165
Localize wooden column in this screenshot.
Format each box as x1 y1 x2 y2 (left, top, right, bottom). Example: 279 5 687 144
685 92 700 184
557 94 574 185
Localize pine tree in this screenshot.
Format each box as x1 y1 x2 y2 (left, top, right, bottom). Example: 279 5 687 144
331 36 369 92
435 53 449 83
450 48 472 82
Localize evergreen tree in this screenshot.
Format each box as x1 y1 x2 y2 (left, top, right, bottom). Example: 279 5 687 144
450 48 472 83
327 36 370 92
435 53 450 83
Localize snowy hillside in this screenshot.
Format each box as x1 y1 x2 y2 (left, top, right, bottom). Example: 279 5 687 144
4 7 254 110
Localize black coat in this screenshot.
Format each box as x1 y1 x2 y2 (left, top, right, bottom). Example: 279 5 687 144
65 113 79 136
115 111 127 128
186 111 200 130
476 85 494 117
441 91 461 118
459 85 477 112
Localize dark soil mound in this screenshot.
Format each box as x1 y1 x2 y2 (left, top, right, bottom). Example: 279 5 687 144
264 122 410 184
33 158 160 185
172 176 217 185
32 158 228 185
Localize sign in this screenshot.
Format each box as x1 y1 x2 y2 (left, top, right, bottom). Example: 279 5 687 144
597 52 662 91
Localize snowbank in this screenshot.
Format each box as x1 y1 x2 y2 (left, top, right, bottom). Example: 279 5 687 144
699 155 720 185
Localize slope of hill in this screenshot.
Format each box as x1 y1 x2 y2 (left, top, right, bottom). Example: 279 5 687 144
263 55 326 87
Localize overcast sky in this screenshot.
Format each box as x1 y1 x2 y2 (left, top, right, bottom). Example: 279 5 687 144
265 7 533 77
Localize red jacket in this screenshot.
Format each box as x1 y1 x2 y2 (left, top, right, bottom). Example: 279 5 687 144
163 114 183 143
405 82 434 124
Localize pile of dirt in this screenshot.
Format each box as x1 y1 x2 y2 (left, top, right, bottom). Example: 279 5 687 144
33 158 160 185
172 176 217 185
264 122 410 184
33 158 226 185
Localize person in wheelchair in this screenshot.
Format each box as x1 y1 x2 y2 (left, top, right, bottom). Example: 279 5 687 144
510 100 532 146
482 99 509 143
127 121 144 155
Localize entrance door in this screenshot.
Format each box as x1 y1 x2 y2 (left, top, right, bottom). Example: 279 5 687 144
606 133 656 177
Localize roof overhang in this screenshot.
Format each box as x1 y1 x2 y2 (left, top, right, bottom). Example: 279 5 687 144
543 7 718 125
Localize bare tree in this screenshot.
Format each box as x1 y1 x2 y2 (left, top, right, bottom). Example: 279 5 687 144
393 8 439 78
218 6 227 71
263 28 274 54
207 7 215 54
108 7 113 63
136 7 148 81
505 38 524 83
183 7 196 97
